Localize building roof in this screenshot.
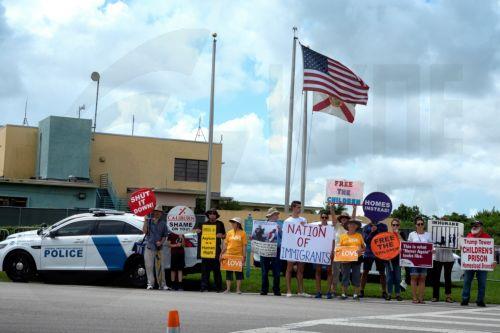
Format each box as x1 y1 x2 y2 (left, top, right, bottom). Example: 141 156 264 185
0 178 98 188
238 201 322 211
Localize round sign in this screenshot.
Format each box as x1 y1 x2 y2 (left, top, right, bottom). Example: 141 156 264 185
167 206 196 235
128 188 156 217
362 192 392 223
370 232 401 260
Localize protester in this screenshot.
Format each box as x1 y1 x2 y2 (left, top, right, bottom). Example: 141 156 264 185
314 211 334 299
260 207 282 296
461 220 497 307
407 216 433 303
330 207 355 297
338 219 366 300
285 200 310 297
221 217 247 294
385 218 404 301
142 205 169 290
431 247 454 303
194 208 226 292
167 232 185 291
360 218 388 298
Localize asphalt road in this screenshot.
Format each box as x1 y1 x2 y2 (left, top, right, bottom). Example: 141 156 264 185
1 282 499 333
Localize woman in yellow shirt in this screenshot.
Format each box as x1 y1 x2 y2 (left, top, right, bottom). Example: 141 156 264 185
220 217 247 294
338 219 365 300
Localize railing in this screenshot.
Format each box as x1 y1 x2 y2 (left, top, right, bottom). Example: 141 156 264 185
99 173 129 212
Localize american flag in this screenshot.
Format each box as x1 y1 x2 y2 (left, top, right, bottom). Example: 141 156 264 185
301 45 369 105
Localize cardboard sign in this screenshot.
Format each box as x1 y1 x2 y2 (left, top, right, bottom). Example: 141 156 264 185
334 246 359 262
167 206 196 235
461 237 495 271
251 220 281 257
280 222 334 265
428 220 464 249
326 180 364 206
201 224 217 259
363 192 392 223
221 254 243 272
400 241 433 268
371 232 401 260
128 188 156 216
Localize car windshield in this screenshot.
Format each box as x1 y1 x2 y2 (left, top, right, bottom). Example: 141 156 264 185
45 215 83 232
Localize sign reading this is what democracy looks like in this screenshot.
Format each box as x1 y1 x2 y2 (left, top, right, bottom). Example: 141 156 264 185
326 180 364 206
280 222 334 265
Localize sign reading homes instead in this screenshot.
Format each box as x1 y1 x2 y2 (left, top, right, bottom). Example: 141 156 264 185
128 188 156 217
326 180 364 206
362 192 392 223
167 206 196 235
461 237 495 271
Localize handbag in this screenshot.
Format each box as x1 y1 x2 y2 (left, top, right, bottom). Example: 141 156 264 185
133 220 149 255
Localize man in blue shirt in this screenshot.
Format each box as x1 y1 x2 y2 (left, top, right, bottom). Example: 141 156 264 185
360 219 388 298
142 205 169 290
260 207 282 296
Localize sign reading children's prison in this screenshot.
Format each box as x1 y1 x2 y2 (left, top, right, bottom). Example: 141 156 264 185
280 222 334 265
167 206 196 235
128 188 156 217
201 224 217 259
251 220 280 257
461 237 495 271
326 180 364 206
428 220 464 249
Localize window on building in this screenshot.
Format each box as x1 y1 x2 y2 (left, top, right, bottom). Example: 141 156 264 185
0 196 28 207
174 158 208 182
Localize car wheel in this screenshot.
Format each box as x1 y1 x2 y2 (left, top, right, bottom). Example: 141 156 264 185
126 257 147 288
5 251 36 282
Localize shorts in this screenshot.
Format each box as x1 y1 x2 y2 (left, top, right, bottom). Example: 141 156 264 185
363 256 385 273
409 267 428 276
341 261 361 288
170 252 185 271
226 270 244 281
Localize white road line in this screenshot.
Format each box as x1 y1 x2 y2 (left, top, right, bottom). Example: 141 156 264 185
377 317 500 328
300 321 490 333
230 329 320 333
424 314 500 322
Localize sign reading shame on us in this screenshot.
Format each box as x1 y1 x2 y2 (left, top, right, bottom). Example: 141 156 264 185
326 180 364 206
280 222 334 265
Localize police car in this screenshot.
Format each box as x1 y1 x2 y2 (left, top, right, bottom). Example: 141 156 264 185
0 209 148 287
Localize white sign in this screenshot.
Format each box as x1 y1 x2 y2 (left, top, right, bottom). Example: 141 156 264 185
251 220 280 257
326 179 364 206
461 237 495 271
280 222 334 265
428 220 464 249
167 206 196 235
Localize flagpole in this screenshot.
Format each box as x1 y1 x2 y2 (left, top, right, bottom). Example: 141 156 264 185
284 27 298 214
205 33 217 212
300 91 307 213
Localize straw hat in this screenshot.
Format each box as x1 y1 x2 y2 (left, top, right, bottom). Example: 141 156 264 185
337 212 350 222
266 207 280 218
343 218 362 231
154 204 163 212
229 217 244 228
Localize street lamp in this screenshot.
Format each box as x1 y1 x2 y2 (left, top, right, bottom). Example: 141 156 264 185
91 71 100 134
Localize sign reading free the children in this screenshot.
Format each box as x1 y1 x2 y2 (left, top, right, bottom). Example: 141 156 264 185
326 179 364 206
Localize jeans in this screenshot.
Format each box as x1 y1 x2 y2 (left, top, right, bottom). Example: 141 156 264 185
432 260 453 298
261 249 281 294
201 259 222 291
144 247 165 288
462 270 487 303
385 259 401 295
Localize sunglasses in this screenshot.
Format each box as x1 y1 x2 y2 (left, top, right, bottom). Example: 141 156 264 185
392 224 400 227
321 216 328 219
416 223 424 226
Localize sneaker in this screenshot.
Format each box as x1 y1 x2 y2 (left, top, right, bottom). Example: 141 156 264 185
431 298 439 302
260 292 268 296
299 292 312 298
177 288 184 291
274 292 282 296
237 291 242 295
359 290 364 298
332 291 338 298
315 292 322 299
341 294 347 300
353 294 360 300
385 295 392 301
476 301 486 307
326 292 333 300
396 295 403 301
461 300 469 306
146 284 153 290
161 286 172 291
382 292 388 299
223 289 230 294
286 293 293 297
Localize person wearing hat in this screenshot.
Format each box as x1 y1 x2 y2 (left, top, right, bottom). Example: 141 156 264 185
461 220 497 307
337 219 365 300
220 217 247 294
142 205 169 290
260 207 282 296
193 208 226 292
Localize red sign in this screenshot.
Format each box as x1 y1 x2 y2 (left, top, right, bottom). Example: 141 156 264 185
371 232 401 260
128 188 156 216
399 241 433 268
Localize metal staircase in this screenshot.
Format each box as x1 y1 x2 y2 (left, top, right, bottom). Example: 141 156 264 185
96 174 129 212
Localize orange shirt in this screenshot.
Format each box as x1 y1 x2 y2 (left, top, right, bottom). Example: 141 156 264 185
224 229 247 256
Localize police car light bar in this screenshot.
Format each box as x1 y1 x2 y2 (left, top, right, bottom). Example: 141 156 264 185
88 208 126 216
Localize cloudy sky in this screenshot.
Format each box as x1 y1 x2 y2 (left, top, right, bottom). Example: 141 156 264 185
1 0 499 217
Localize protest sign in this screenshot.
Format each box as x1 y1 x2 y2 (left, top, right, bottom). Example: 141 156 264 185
326 180 364 206
400 241 433 268
428 220 464 249
221 255 243 272
128 188 156 216
167 206 196 235
362 192 392 223
461 237 495 271
371 232 401 260
251 220 280 257
201 224 217 259
333 246 359 262
280 222 334 265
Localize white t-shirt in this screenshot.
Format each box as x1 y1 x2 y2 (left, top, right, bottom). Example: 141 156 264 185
407 231 432 243
284 216 307 225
